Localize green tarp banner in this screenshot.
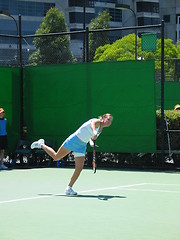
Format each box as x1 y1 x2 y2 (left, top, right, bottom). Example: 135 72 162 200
24 60 156 153
141 33 157 52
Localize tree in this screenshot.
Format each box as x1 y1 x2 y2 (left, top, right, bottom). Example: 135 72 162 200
94 34 140 62
153 38 177 81
29 8 76 65
176 41 180 58
89 10 111 62
175 42 180 80
94 34 178 81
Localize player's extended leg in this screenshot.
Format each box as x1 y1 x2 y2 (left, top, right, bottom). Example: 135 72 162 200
41 144 71 161
31 139 71 161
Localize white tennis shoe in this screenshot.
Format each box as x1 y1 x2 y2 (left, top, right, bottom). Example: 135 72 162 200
65 186 77 196
31 139 45 149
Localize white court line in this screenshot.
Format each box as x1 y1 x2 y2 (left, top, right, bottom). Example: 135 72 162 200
78 183 147 194
122 188 180 194
0 183 146 204
0 195 50 204
145 183 180 187
1 182 180 204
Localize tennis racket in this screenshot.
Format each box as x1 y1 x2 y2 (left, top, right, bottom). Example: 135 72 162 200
92 140 96 174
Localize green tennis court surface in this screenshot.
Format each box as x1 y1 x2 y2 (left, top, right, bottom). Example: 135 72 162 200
1 168 180 240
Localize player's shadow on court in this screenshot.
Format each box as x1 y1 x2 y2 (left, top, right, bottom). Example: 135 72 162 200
55 194 126 201
38 194 126 201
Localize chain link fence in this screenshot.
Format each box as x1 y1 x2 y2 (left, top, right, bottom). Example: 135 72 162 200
2 22 180 168
0 34 19 66
1 23 179 82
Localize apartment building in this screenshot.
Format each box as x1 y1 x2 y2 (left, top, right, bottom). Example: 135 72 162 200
0 0 56 64
160 0 180 42
0 0 180 64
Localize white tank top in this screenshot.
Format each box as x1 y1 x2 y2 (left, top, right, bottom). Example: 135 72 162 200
75 118 101 143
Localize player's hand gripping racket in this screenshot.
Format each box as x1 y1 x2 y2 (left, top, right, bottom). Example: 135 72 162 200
92 140 96 174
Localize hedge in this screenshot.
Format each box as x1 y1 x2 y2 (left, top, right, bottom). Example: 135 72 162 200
156 110 180 151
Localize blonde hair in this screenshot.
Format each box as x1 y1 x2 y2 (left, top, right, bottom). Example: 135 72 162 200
174 104 180 110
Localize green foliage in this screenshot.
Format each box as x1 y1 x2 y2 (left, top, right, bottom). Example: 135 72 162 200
94 34 178 80
176 42 180 58
156 110 180 150
89 10 111 61
94 34 140 62
29 8 76 65
151 39 177 80
94 34 177 62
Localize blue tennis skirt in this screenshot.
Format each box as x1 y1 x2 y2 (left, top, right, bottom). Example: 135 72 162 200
62 133 87 154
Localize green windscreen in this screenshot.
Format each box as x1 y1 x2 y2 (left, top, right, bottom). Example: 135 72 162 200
24 61 156 153
155 82 180 110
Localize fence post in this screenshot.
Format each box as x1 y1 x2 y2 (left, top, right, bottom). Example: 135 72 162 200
161 20 165 167
83 0 86 62
19 15 24 139
85 27 89 62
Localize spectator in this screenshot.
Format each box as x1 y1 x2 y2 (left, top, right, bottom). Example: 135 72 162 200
174 104 180 111
0 108 8 170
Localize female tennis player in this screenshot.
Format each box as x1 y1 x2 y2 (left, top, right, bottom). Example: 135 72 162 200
31 113 113 195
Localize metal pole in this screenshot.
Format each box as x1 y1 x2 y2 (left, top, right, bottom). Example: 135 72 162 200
86 27 89 62
128 8 137 60
19 15 24 139
85 26 90 119
83 0 86 62
177 16 180 43
0 11 18 64
135 17 137 60
161 20 165 168
115 5 137 60
9 15 18 63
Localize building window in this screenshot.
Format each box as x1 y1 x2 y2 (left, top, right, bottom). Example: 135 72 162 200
137 2 159 13
69 0 95 8
1 1 55 16
138 17 160 26
69 12 94 24
95 0 116 3
164 15 170 23
109 8 122 22
0 1 8 11
68 0 117 6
